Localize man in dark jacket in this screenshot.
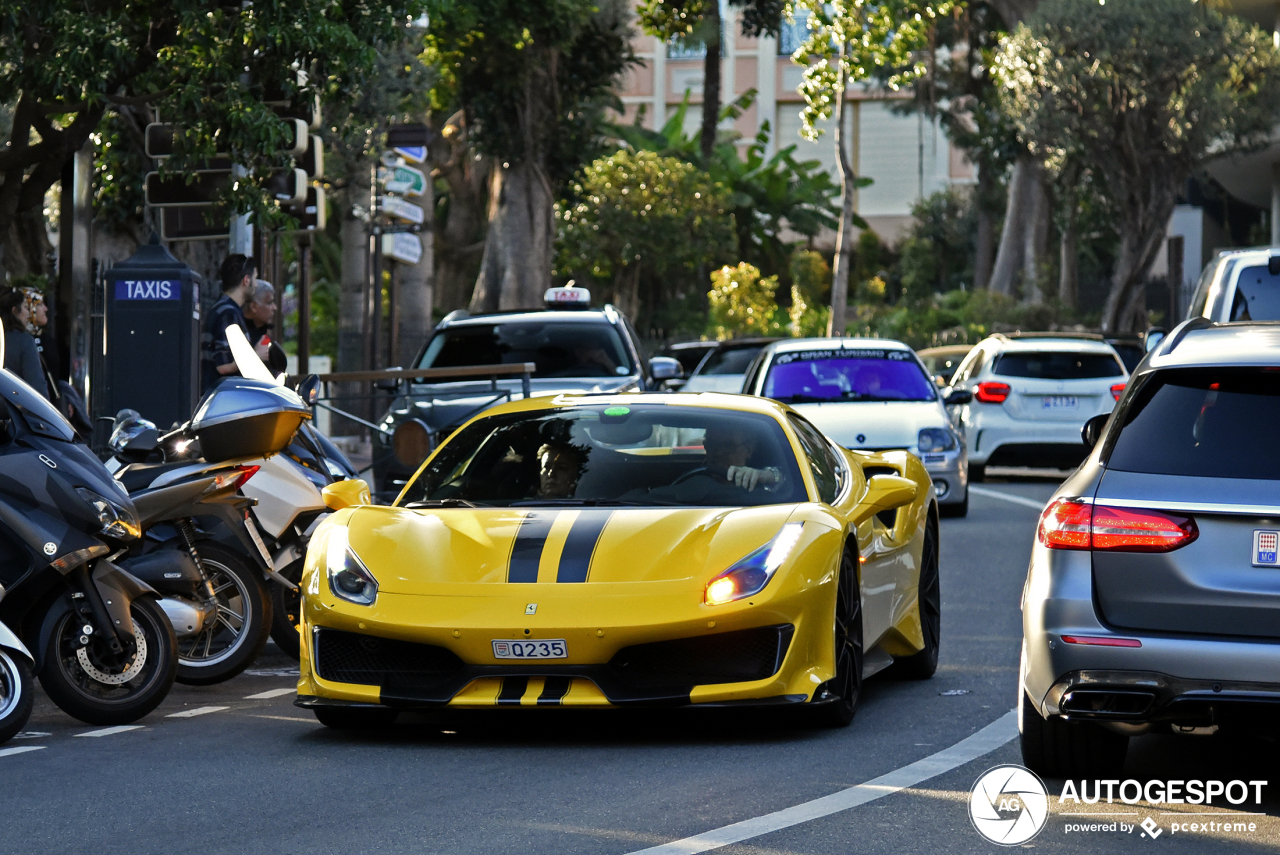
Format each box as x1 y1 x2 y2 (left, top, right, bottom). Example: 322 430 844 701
201 254 269 392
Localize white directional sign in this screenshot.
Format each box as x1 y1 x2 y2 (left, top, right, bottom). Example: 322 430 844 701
380 195 425 225
382 233 423 265
379 164 428 197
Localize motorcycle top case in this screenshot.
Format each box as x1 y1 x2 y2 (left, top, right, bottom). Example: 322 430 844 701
190 378 310 462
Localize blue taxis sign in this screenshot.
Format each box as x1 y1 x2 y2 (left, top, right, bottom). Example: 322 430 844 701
115 279 181 300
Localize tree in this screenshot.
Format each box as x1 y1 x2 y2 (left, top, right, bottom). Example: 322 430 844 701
707 262 781 338
0 1 423 279
423 0 635 313
995 0 1280 332
556 150 736 326
789 0 948 335
636 0 786 162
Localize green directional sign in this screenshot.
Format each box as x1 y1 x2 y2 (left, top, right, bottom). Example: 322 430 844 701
380 164 428 198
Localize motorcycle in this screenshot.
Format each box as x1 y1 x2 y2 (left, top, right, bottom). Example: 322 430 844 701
0 337 177 733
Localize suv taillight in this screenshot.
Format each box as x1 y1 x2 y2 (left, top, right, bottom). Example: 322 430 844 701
1038 499 1198 552
975 381 1011 404
1110 382 1126 401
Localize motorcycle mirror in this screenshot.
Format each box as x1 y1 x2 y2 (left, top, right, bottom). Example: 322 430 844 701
227 324 279 385
297 374 321 406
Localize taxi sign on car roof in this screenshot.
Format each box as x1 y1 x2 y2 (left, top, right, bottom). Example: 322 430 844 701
544 285 591 307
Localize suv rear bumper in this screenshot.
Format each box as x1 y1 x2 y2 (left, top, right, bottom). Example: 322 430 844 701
1042 670 1280 729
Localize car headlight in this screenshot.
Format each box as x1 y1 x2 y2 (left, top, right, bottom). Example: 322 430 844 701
705 523 804 606
918 427 958 453
326 526 378 605
75 488 141 540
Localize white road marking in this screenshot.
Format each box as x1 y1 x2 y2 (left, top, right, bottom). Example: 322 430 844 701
245 668 300 677
75 725 143 738
248 714 313 723
0 746 45 758
629 710 1018 855
244 688 295 700
969 486 1048 511
166 706 229 718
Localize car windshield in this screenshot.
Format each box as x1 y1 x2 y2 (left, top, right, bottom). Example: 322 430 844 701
762 348 936 403
1108 369 1280 479
417 321 634 378
993 351 1123 380
697 346 766 376
1229 265 1280 321
398 404 808 508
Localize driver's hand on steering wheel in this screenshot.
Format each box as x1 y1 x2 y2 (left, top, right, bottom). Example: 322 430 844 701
725 465 780 492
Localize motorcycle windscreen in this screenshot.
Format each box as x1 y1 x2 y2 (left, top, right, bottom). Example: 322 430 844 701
0 368 76 441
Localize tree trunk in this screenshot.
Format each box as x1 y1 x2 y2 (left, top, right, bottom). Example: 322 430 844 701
396 165 435 368
828 74 855 337
1101 190 1177 333
470 160 555 312
699 0 722 164
336 170 370 434
973 161 995 290
988 156 1031 296
1058 192 1078 311
610 263 643 321
429 111 492 313
1021 162 1050 304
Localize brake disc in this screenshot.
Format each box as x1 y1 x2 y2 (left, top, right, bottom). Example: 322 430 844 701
75 621 147 686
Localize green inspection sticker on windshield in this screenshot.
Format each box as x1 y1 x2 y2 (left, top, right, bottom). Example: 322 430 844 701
603 406 631 416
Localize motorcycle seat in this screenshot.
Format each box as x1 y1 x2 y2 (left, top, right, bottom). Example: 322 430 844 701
116 460 199 493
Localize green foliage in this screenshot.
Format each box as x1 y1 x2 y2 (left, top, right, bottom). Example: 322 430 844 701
897 237 938 304
787 249 831 336
707 262 784 339
849 288 1066 348
610 93 839 284
423 0 634 186
892 188 976 302
0 0 427 234
556 150 737 325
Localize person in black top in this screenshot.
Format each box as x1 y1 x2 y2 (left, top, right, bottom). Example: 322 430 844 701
201 254 270 392
0 287 48 396
243 279 288 377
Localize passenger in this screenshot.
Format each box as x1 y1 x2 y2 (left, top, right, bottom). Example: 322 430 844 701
536 441 588 498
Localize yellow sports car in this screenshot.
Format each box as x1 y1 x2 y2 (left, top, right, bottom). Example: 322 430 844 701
295 393 940 728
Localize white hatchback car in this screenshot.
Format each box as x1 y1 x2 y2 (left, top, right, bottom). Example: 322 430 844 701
741 337 971 515
945 334 1128 481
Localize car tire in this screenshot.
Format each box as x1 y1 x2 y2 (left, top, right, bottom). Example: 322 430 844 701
968 463 985 483
810 548 863 728
887 521 940 679
1019 689 1128 778
940 490 968 518
313 706 399 730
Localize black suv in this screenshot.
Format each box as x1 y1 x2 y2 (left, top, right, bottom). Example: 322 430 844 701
372 294 679 496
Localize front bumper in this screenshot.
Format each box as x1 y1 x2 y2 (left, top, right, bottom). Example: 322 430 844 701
1022 544 1280 727
920 447 966 505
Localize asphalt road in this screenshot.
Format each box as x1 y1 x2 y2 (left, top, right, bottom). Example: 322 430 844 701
7 473 1280 854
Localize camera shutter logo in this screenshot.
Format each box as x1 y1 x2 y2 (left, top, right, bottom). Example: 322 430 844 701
969 765 1049 845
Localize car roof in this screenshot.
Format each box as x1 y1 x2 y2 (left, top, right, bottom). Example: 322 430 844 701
916 344 973 357
469 391 798 422
767 337 914 354
978 335 1120 355
665 340 718 352
442 308 618 327
1148 321 1280 369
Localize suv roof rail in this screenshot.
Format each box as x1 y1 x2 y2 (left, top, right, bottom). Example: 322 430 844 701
991 331 1105 342
1159 317 1213 356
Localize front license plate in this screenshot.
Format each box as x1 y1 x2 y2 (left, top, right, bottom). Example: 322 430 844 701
1042 396 1078 409
1253 530 1280 566
492 639 567 659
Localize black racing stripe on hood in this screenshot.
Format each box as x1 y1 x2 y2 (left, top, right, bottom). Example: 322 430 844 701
508 511 555 583
556 510 613 583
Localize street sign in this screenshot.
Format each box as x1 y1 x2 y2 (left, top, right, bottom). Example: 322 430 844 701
380 195 425 225
379 164 427 197
387 123 431 147
393 146 427 165
382 232 423 265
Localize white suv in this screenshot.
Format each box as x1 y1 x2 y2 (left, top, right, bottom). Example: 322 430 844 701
945 334 1128 481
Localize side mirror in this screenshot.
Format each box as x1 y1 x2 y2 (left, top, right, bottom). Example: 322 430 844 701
322 479 371 511
649 356 683 382
864 473 918 511
297 374 321 406
1082 413 1109 449
392 418 434 468
1144 327 1167 353
944 388 972 406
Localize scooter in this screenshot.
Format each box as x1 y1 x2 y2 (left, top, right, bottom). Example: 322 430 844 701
0 622 35 743
0 336 177 733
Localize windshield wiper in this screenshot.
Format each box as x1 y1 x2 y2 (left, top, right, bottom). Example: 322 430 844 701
508 498 684 507
776 394 841 404
404 498 486 509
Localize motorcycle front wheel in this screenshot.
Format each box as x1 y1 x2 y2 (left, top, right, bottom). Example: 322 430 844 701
175 543 272 685
39 596 177 726
0 647 34 744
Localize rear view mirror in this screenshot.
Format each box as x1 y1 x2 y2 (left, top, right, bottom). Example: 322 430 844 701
649 356 683 382
1082 413 1109 449
944 388 972 406
297 374 321 406
1144 328 1167 353
322 479 371 510
865 474 918 511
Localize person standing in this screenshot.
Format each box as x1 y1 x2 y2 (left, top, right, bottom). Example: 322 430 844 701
1 288 49 396
243 280 288 377
201 254 269 393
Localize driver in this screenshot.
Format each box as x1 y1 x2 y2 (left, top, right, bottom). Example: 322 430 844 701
702 424 782 491
536 441 588 498
572 339 618 375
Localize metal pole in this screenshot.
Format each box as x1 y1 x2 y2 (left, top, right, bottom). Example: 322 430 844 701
229 165 254 256
371 224 383 370
298 234 311 375
388 259 399 368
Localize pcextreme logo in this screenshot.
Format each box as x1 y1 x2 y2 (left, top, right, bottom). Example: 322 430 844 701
969 765 1050 845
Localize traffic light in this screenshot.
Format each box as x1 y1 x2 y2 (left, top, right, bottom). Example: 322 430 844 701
265 168 309 206
144 170 231 206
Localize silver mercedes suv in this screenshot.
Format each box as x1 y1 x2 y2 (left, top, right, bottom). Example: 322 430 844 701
1020 319 1280 777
